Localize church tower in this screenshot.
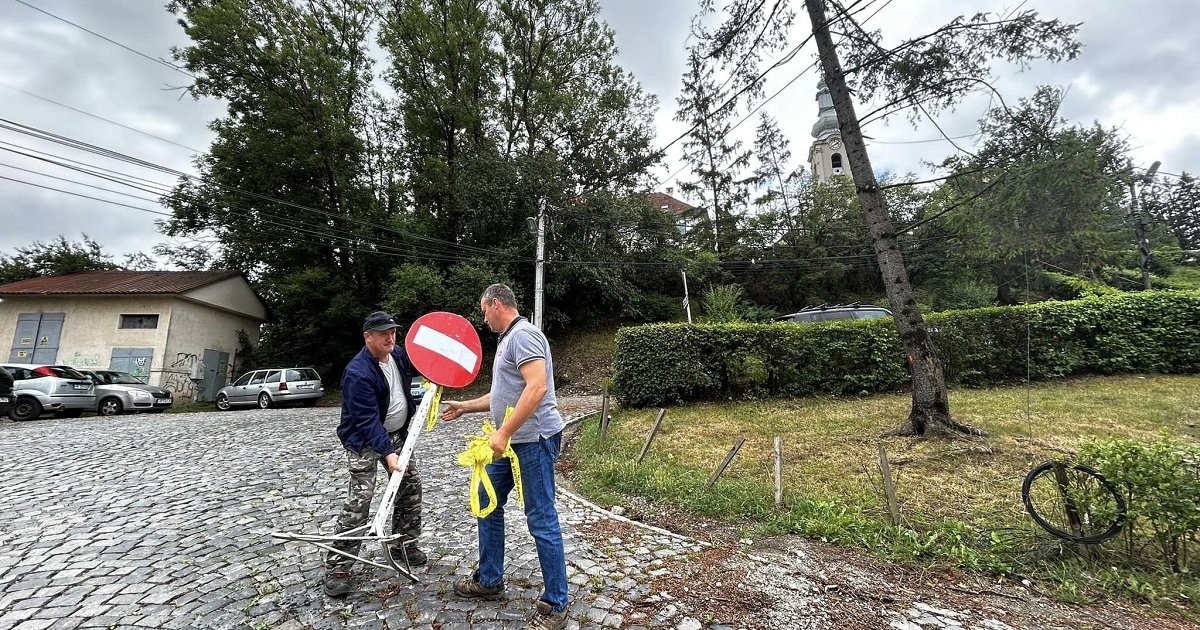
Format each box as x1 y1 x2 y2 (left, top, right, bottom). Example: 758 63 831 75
807 79 847 183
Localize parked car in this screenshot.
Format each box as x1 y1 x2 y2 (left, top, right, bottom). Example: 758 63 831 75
777 303 893 324
1 364 96 421
0 366 13 418
79 369 174 416
215 367 324 410
410 380 427 405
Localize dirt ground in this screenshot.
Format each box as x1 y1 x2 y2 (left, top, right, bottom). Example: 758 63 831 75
565 491 1195 630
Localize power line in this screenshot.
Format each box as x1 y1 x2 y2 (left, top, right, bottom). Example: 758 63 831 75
12 0 195 78
0 81 204 153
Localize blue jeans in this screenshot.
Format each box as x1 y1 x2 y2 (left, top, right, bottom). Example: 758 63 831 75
476 431 568 613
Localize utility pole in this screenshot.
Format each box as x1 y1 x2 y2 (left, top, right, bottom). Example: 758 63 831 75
533 198 546 329
1129 160 1161 290
681 270 693 324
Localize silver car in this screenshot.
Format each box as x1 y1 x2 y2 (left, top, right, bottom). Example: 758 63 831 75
80 369 173 416
215 367 324 410
1 364 96 421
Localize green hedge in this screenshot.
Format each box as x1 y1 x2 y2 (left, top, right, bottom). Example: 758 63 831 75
612 291 1200 407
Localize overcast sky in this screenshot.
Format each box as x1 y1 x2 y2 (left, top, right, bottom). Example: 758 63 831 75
1 0 1196 264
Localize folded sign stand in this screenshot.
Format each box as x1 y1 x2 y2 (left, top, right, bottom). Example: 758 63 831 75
271 312 482 583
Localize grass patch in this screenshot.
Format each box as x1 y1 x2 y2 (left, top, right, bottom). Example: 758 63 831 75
569 374 1200 615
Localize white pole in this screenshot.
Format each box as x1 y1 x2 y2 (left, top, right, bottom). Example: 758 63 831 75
681 270 693 324
534 199 546 329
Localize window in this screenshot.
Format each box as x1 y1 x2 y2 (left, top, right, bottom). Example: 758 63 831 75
264 370 281 383
830 153 843 169
233 372 254 387
119 314 159 330
249 371 266 385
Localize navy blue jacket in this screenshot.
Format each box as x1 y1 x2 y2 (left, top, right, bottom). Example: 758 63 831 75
338 345 419 458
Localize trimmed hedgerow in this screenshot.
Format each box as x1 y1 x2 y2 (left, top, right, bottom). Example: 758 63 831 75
612 291 1200 408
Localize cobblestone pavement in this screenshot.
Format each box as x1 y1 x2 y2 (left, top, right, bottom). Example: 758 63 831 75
0 405 717 630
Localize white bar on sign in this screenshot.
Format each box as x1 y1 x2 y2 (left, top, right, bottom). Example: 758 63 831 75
413 325 478 373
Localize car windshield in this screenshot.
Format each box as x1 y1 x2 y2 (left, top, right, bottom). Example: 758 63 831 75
103 371 147 385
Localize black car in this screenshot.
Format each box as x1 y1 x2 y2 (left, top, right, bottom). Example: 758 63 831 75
0 365 13 418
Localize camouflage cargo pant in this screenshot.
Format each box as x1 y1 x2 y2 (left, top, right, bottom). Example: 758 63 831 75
327 429 422 570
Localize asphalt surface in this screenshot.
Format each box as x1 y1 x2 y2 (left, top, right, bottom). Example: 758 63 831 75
0 405 710 630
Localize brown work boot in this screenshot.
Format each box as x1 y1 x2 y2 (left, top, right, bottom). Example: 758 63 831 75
527 599 567 630
453 569 505 600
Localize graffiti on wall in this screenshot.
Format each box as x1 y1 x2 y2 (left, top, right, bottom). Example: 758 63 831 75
163 352 203 403
65 351 102 367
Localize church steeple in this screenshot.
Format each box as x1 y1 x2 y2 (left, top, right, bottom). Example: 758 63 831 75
811 79 838 140
807 79 847 183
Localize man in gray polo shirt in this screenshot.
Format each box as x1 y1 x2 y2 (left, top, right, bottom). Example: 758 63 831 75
441 283 569 630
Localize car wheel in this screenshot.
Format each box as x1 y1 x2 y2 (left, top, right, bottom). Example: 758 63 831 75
257 392 272 409
9 397 41 421
98 397 124 416
215 393 231 411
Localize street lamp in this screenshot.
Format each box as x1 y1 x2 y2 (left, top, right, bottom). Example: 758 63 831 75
1129 160 1161 290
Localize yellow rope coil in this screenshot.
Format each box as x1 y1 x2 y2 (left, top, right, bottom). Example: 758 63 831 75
456 407 522 518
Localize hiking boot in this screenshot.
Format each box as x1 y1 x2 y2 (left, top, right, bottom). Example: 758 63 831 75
527 599 568 630
322 569 353 598
390 544 427 567
453 569 505 600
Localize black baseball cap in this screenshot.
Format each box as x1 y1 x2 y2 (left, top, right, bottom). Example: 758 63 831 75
363 311 401 332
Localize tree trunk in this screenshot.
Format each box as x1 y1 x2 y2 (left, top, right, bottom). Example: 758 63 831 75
805 0 981 438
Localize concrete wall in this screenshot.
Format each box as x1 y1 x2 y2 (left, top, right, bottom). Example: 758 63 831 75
0 295 172 374
161 298 262 402
184 275 270 321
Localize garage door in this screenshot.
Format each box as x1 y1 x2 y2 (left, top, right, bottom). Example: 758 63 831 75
9 312 65 363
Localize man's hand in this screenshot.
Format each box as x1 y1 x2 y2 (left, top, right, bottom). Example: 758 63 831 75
488 428 509 460
441 400 466 421
384 452 403 473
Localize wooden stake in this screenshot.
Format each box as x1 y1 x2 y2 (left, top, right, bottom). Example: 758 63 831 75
878 445 900 526
599 382 610 444
774 436 784 508
635 408 666 464
706 438 746 489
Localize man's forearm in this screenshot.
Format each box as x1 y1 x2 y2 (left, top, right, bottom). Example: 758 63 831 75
460 393 491 414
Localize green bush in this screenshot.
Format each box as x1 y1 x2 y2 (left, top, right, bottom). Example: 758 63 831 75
1078 436 1200 573
613 291 1200 407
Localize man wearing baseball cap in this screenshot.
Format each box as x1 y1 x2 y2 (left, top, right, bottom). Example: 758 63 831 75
323 310 426 597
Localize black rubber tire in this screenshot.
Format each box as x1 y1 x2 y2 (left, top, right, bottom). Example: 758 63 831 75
215 393 231 411
98 397 123 416
9 397 42 421
1022 461 1125 544
257 392 272 409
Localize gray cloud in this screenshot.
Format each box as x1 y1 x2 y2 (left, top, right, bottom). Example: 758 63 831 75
1 0 1197 263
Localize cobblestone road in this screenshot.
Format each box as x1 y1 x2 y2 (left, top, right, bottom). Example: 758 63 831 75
0 406 713 630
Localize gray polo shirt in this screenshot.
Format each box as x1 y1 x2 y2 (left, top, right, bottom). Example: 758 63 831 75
489 318 564 444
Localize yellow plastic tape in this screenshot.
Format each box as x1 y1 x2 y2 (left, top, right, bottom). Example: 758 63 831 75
423 379 443 432
456 407 522 518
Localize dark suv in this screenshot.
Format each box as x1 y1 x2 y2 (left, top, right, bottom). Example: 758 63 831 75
0 366 13 418
778 303 892 324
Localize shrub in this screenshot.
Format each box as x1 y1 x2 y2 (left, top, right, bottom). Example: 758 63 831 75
612 291 1200 407
1078 436 1200 573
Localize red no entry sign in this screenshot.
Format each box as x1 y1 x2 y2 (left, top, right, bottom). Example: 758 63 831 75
404 311 483 388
